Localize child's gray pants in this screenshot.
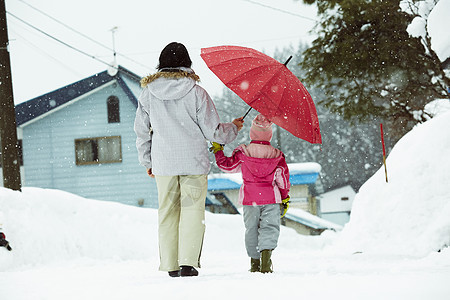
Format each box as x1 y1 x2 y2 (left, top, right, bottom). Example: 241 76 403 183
243 203 281 259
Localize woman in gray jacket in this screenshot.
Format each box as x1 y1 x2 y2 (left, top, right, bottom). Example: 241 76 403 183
134 42 243 277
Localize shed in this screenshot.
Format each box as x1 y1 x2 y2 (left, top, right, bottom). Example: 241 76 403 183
317 185 356 226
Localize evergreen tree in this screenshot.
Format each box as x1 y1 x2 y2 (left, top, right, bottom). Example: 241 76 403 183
299 0 449 139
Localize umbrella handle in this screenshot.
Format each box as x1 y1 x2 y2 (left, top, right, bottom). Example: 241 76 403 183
284 56 293 66
242 107 252 120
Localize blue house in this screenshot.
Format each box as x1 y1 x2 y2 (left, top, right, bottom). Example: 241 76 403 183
10 66 159 208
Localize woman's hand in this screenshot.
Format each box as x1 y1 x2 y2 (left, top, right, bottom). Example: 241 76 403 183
232 117 244 131
147 168 155 178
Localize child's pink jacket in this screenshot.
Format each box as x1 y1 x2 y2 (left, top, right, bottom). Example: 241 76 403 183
214 141 290 206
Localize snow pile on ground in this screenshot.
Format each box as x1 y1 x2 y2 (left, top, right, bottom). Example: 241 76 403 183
334 110 450 256
0 187 159 270
0 187 332 271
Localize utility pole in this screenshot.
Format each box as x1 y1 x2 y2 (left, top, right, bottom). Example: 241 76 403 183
107 26 118 76
110 26 117 64
0 0 21 191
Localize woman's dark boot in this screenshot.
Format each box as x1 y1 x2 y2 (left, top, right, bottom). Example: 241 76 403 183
250 258 260 272
180 265 199 277
168 270 180 277
260 250 273 273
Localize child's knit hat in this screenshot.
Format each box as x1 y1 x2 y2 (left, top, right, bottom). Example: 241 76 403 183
250 114 273 142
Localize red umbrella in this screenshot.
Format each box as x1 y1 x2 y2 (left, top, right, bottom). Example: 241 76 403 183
200 45 321 144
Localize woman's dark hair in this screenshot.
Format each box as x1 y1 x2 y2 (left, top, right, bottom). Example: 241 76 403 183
157 42 192 70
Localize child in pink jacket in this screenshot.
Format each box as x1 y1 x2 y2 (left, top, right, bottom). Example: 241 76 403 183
211 114 291 273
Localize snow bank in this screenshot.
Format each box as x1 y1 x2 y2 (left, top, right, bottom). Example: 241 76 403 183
0 187 158 270
425 98 450 117
334 110 450 256
1 186 331 272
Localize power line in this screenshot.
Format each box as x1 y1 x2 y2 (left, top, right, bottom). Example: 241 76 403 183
7 11 114 69
9 26 84 77
15 0 151 70
242 0 317 22
7 11 143 80
17 0 112 52
7 12 144 80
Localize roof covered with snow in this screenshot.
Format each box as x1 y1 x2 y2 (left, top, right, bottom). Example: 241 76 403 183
15 66 140 127
285 207 343 231
288 162 321 174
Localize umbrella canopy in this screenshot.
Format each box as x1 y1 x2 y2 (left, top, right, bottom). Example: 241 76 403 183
201 45 321 144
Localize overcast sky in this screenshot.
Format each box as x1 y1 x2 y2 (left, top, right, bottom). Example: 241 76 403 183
6 0 318 104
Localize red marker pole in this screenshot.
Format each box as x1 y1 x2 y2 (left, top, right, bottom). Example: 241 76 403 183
380 123 388 183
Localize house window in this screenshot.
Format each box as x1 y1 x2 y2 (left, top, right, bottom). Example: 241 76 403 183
75 136 122 165
107 96 120 123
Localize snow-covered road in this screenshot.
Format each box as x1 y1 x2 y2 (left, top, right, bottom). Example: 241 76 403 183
2 105 450 300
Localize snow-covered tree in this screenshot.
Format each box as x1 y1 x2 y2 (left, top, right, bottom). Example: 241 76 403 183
299 0 449 139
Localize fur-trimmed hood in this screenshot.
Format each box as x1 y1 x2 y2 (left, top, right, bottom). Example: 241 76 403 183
140 67 201 101
140 67 200 88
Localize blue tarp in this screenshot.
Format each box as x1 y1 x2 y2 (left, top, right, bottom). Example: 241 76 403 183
208 172 319 191
289 172 319 185
208 178 241 191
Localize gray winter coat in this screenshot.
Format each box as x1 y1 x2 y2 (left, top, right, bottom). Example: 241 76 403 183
134 69 238 176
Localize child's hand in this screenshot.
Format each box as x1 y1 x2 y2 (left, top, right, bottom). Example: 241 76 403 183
281 196 290 218
232 117 244 131
209 142 224 154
